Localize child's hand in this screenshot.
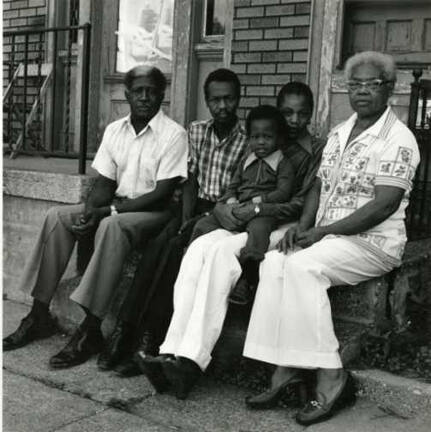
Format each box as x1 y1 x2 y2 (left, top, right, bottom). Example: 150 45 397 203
232 203 255 222
226 197 239 204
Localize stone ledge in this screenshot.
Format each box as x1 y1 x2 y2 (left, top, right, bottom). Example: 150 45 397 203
352 369 431 415
3 168 96 204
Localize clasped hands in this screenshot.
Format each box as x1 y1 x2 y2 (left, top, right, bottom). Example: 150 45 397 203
71 207 105 238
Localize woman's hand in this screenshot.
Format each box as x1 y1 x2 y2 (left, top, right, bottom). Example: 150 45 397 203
277 224 301 254
231 202 256 223
296 227 327 249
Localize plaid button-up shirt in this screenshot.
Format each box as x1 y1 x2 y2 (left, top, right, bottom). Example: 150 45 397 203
188 119 248 202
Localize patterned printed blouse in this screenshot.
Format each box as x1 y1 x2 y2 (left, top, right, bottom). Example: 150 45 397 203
316 107 420 262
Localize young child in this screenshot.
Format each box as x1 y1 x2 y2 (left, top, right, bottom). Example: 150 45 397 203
190 105 295 304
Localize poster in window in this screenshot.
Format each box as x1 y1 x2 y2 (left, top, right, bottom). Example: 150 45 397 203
116 0 174 73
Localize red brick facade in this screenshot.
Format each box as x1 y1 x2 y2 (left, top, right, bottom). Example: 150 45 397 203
231 0 311 119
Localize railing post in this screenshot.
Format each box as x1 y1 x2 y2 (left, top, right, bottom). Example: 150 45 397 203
22 34 29 151
50 30 58 153
79 23 91 175
407 69 423 131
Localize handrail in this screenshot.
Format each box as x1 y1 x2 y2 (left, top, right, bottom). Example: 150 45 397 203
3 23 91 37
3 63 23 103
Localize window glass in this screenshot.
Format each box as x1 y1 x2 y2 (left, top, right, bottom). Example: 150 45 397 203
204 0 225 37
116 0 174 73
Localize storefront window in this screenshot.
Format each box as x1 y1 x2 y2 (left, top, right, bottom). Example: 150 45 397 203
204 0 225 37
116 0 174 73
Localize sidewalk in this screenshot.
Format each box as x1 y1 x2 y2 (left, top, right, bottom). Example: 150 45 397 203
3 299 431 432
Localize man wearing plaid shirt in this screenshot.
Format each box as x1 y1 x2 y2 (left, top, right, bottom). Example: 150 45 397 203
97 69 248 375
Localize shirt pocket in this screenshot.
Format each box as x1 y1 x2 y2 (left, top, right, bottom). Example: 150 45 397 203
138 156 159 192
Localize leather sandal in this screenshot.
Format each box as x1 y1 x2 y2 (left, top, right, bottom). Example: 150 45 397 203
296 371 356 426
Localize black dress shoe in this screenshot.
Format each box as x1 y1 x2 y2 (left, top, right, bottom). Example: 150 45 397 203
245 373 304 410
3 312 57 351
97 322 134 371
296 372 356 426
161 356 201 400
114 358 142 378
134 352 171 393
113 330 160 377
49 325 105 369
229 278 255 305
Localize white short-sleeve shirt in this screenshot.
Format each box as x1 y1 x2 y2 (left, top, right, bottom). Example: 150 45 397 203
92 110 188 199
317 107 420 261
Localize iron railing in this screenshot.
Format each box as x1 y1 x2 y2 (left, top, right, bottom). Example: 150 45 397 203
406 69 431 240
3 23 91 174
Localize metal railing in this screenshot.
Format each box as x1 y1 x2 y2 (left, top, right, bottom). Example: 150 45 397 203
406 69 431 240
3 23 91 174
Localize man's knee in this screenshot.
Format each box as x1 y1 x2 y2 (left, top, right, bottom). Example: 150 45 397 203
97 215 121 235
262 249 285 269
45 205 64 222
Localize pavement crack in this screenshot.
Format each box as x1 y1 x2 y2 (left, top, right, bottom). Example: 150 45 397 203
49 407 110 432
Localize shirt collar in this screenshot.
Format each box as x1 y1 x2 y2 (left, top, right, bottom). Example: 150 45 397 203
208 118 245 145
331 106 393 139
124 109 165 138
243 149 283 171
295 131 313 155
329 106 394 150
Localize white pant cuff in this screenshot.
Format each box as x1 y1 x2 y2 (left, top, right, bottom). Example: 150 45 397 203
243 343 343 369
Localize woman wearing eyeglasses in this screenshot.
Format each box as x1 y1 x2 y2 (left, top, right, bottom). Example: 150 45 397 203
242 51 420 426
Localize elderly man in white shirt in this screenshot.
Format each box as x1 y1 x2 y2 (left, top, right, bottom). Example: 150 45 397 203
3 65 188 369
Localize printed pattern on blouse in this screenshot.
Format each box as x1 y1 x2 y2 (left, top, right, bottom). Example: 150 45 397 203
316 107 420 260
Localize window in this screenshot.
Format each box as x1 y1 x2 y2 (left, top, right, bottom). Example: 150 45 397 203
116 0 175 73
203 0 226 38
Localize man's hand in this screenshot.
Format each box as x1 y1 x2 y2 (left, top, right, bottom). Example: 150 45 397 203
213 202 243 231
232 202 255 223
295 227 327 249
71 207 105 238
277 224 302 254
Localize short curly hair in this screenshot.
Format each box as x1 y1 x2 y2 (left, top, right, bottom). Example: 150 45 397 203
276 81 314 113
344 51 397 82
204 68 241 100
124 65 167 93
245 105 288 138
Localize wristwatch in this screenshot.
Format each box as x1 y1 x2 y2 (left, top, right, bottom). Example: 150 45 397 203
254 203 261 215
110 205 118 216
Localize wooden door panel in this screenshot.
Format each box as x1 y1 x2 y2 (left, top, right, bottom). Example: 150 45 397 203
344 2 431 65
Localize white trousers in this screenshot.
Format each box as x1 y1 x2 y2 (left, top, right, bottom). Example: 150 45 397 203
159 224 292 370
243 235 395 369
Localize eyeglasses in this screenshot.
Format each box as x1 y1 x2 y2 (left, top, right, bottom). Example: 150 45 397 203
346 79 393 92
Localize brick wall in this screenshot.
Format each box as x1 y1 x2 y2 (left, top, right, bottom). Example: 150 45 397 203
3 1 47 149
231 0 311 119
3 0 47 80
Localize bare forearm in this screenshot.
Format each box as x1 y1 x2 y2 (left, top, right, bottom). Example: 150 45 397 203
116 177 180 214
298 179 321 230
319 199 399 237
85 175 116 212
